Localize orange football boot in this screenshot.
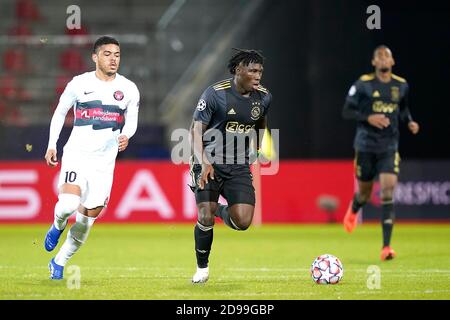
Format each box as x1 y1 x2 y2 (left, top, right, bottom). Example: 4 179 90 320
343 203 359 233
380 246 396 261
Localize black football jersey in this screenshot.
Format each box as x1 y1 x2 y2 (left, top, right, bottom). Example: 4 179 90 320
344 73 413 153
193 78 272 164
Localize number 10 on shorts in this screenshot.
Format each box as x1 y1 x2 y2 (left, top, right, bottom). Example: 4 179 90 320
64 171 77 183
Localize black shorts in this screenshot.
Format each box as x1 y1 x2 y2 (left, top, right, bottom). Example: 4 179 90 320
354 150 401 181
189 162 255 206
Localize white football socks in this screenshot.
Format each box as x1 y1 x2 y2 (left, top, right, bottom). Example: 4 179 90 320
54 212 96 266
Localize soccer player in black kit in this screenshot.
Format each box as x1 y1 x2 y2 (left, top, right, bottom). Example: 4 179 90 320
189 49 272 283
342 45 420 261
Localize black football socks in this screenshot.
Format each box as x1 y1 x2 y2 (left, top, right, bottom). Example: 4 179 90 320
351 193 366 214
381 199 395 247
194 222 213 268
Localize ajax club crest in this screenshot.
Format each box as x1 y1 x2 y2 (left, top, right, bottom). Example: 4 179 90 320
251 101 261 120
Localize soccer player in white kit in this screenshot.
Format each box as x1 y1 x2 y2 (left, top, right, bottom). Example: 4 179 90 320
44 36 140 280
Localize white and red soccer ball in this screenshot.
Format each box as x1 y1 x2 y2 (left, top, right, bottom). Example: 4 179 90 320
310 254 344 284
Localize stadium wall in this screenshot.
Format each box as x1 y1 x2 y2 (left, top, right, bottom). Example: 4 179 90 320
0 161 448 223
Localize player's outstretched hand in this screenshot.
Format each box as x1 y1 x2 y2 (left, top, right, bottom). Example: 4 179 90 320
408 121 420 135
118 135 129 152
45 149 58 167
368 114 390 129
199 164 214 190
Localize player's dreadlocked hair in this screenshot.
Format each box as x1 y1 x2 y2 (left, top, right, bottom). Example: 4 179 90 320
227 48 265 75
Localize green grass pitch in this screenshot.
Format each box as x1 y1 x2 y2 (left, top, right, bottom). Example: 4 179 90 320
0 223 449 300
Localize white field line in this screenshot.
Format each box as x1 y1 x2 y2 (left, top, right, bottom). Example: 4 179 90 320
1 266 450 274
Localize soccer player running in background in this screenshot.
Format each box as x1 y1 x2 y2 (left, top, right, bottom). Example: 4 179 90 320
43 36 140 279
189 49 272 283
342 45 419 261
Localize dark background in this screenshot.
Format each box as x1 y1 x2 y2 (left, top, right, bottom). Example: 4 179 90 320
1 1 449 161
244 0 450 159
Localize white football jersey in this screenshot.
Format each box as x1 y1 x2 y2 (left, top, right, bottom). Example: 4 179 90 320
48 71 140 154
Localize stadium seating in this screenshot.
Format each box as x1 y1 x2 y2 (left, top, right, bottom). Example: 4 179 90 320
0 0 243 159
15 0 42 22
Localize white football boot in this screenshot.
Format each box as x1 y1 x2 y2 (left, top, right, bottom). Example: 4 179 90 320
192 267 209 284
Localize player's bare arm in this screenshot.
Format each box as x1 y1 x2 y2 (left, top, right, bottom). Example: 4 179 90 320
192 120 214 189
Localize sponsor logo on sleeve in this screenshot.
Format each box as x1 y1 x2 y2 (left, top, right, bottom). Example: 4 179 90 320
196 99 206 111
348 85 356 96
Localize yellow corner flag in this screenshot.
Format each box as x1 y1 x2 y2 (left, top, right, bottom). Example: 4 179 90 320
259 127 276 160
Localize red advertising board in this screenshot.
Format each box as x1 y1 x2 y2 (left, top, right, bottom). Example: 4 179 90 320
0 160 355 223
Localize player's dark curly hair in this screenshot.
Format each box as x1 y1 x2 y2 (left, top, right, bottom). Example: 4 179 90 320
373 44 391 58
227 48 265 75
93 36 120 53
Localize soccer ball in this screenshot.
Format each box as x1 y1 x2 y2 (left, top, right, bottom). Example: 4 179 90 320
310 254 344 284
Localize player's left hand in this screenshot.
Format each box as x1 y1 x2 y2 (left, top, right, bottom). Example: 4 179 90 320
118 135 129 152
408 121 420 135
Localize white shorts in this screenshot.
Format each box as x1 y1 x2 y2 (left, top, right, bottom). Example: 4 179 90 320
58 147 117 209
